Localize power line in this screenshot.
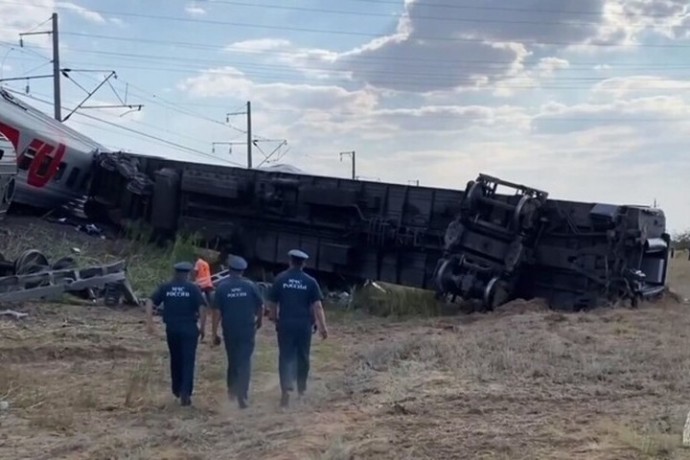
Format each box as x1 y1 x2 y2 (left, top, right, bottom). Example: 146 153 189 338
16 83 684 126
16 58 690 93
0 43 288 158
57 32 690 70
187 0 685 28
3 88 242 164
0 41 252 137
0 0 688 49
7 46 690 96
226 0 681 19
72 69 247 134
15 43 690 90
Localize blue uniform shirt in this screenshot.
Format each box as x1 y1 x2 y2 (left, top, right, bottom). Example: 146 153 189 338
151 281 205 332
213 276 264 337
267 268 323 325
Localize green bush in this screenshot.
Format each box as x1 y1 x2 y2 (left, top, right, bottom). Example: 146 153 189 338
347 281 441 318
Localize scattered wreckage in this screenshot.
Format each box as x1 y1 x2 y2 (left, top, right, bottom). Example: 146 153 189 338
0 249 139 306
85 152 671 312
0 130 138 307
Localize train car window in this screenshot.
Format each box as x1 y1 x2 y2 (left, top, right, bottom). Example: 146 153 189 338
54 162 66 181
36 155 52 177
66 167 80 188
0 150 4 160
18 148 36 171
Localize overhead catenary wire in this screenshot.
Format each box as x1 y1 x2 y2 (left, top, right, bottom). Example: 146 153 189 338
14 42 690 91
0 43 286 156
5 69 689 123
1 11 687 129
56 32 690 70
217 0 685 20
3 45 689 122
0 0 688 49
0 41 253 138
177 0 688 28
10 78 683 125
2 87 242 165
70 69 248 135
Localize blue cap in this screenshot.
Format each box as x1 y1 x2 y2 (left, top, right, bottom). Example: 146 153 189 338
174 261 193 272
227 255 248 271
288 249 309 260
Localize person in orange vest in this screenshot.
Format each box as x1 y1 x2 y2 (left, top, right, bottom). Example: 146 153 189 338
192 253 215 340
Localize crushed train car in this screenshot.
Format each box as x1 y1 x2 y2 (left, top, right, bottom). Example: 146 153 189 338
85 151 458 291
85 151 670 312
433 174 669 311
0 88 108 211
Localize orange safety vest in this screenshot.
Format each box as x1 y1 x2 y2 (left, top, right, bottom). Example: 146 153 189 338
194 259 213 289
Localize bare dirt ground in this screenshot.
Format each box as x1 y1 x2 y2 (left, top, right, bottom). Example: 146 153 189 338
2 218 690 459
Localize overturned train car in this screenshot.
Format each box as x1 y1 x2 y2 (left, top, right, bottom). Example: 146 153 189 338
85 152 670 311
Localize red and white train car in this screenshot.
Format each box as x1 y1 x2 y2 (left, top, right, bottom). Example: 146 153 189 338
0 88 107 209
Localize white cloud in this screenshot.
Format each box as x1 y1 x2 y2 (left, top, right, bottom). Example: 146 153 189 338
221 0 689 93
535 57 571 77
0 1 111 43
178 66 378 113
184 3 207 16
591 75 690 98
56 1 105 23
591 0 689 45
0 0 56 43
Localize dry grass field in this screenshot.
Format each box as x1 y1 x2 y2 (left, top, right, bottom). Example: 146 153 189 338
1 217 690 459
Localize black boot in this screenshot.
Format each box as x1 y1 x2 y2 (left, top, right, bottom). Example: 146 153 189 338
180 395 192 407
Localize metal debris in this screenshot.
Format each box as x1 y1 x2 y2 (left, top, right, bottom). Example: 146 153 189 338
0 309 27 319
0 249 139 305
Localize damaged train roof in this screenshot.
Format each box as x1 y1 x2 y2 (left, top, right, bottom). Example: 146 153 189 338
0 89 108 156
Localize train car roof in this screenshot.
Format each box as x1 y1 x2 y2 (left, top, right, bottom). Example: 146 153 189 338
0 88 108 155
257 163 306 174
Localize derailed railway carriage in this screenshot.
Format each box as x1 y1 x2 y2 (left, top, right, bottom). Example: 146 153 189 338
0 89 670 311
85 152 671 312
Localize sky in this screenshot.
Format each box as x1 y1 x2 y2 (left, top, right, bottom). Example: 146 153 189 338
0 0 689 233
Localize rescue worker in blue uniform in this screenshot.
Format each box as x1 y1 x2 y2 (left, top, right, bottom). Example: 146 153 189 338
266 249 328 408
211 255 264 409
146 261 207 407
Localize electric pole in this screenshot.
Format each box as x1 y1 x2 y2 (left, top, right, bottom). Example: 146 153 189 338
226 101 253 169
51 13 60 121
339 150 356 180
18 13 61 120
246 101 252 169
408 179 420 186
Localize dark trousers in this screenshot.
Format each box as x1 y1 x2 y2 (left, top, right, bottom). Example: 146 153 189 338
165 327 199 398
277 322 312 394
223 333 255 402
